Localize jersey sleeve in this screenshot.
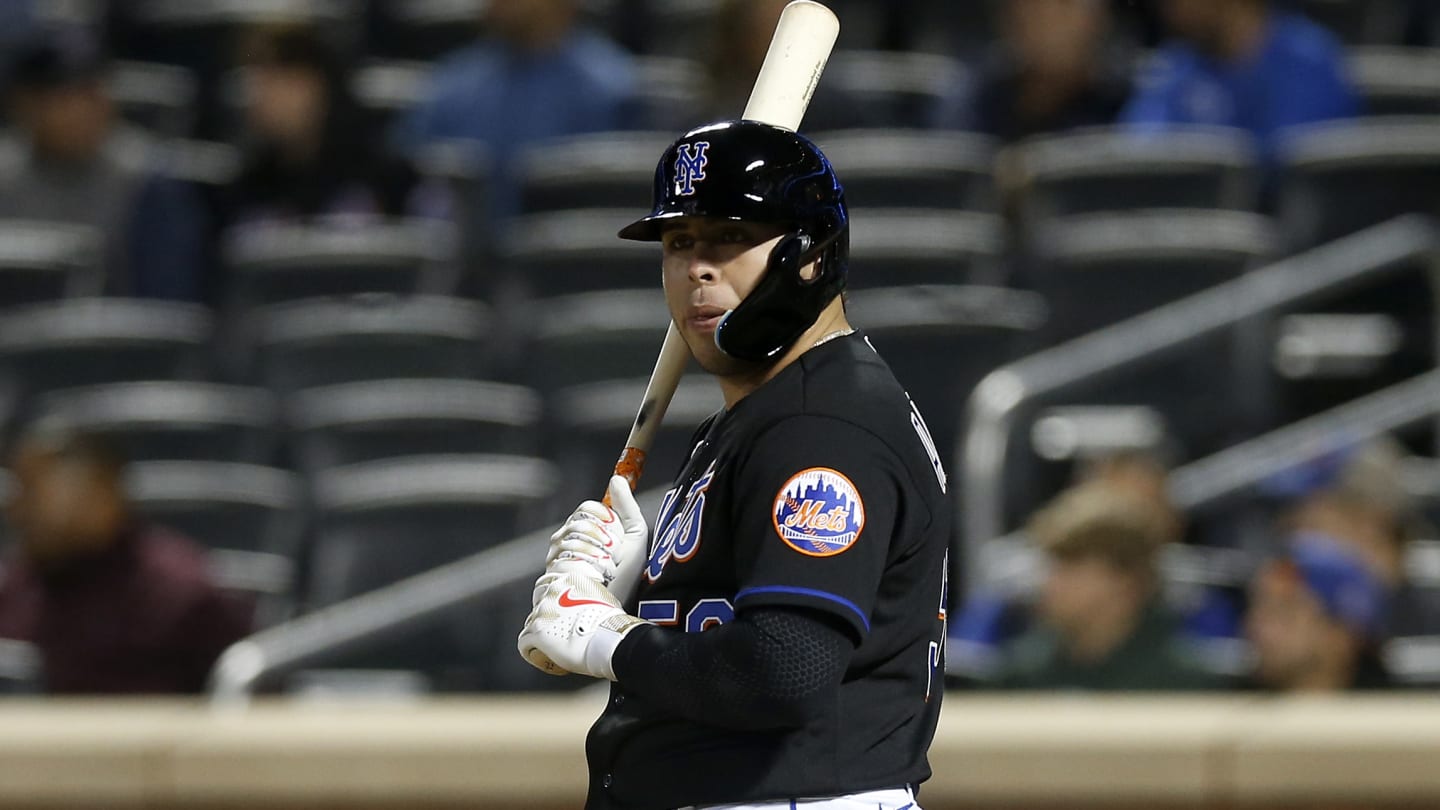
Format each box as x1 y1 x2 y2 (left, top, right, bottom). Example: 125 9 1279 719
729 414 905 641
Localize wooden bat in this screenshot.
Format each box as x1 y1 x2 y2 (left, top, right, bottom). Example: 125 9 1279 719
606 0 841 504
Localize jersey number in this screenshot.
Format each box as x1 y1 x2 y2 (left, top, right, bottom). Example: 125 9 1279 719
638 598 735 632
907 395 947 494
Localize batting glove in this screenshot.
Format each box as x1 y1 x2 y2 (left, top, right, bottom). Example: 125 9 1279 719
518 570 651 680
541 475 648 605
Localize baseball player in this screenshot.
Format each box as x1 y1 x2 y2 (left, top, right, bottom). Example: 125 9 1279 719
518 120 952 810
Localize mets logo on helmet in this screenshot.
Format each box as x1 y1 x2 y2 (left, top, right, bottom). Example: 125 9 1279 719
674 141 710 196
772 467 866 557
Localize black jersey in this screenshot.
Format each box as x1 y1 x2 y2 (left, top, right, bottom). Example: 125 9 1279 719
585 332 952 810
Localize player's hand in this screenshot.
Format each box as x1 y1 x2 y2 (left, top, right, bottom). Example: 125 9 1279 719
518 570 650 680
541 475 648 604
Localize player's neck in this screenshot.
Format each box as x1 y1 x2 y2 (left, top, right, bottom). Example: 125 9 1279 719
716 302 851 409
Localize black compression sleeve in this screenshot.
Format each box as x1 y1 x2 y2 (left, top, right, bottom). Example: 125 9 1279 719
610 606 855 731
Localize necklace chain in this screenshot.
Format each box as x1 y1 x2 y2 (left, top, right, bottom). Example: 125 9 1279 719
812 328 855 348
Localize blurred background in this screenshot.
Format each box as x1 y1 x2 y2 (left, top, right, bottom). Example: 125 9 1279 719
1 0 1440 806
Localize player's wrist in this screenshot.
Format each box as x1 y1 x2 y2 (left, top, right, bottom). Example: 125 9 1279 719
585 613 651 681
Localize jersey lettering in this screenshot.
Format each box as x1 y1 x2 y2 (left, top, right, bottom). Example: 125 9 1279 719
645 460 717 582
637 600 680 625
926 550 950 703
907 394 947 494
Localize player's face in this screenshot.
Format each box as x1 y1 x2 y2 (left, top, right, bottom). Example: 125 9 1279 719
661 217 788 376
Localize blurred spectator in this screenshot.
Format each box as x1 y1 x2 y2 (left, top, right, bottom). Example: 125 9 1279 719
1278 437 1440 637
223 25 438 229
1079 450 1187 544
962 0 1131 141
391 0 637 220
0 423 252 694
0 31 208 300
1245 533 1393 691
995 483 1216 691
1122 0 1358 167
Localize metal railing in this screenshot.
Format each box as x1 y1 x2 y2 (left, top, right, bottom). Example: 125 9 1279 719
209 487 671 706
960 215 1439 591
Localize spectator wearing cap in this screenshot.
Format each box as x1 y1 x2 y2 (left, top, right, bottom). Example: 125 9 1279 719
1245 534 1392 691
0 31 208 301
1122 0 1358 170
0 423 252 694
222 25 441 230
1277 437 1440 638
994 483 1216 691
390 0 637 222
958 0 1132 142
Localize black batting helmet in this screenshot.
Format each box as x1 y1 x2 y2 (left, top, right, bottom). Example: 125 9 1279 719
619 120 849 362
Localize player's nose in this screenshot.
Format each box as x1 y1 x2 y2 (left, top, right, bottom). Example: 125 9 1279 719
685 255 719 285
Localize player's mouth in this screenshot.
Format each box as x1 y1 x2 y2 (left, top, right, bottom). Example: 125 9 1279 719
686 305 729 334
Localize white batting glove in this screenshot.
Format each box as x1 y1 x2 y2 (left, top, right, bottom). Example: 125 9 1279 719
518 570 651 680
541 475 648 605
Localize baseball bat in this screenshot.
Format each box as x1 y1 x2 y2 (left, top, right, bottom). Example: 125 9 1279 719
605 0 840 504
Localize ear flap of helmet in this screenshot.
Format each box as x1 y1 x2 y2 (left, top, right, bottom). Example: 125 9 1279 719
713 230 844 362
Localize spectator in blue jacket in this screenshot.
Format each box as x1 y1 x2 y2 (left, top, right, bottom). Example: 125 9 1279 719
391 0 637 222
1122 0 1359 168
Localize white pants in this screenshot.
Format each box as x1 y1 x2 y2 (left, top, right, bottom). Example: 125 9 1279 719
683 787 919 810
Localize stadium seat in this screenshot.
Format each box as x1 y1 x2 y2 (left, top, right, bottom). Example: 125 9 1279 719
517 132 676 214
351 59 432 131
1009 126 1260 223
1350 47 1440 116
412 140 493 286
1025 209 1278 345
304 453 557 682
549 374 722 511
251 294 490 392
807 51 967 131
106 60 199 137
642 0 720 58
288 378 544 470
633 56 705 132
0 221 104 309
811 130 998 211
35 382 281 464
500 209 660 296
524 289 673 393
363 0 485 60
848 284 1048 460
1294 0 1409 45
0 299 213 398
126 460 305 621
1277 117 1440 250
223 218 461 308
847 209 1007 288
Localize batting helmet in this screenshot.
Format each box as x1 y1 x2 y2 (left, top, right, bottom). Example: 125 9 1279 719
618 120 849 362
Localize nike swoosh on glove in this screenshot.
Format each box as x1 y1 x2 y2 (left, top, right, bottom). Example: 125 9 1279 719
518 571 650 680
541 475 649 604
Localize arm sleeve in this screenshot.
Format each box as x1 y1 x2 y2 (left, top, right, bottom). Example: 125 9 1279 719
612 605 854 731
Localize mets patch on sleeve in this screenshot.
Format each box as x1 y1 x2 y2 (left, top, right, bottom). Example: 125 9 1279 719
771 467 866 556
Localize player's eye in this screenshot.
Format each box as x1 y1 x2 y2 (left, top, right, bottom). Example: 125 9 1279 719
665 233 695 251
719 228 751 244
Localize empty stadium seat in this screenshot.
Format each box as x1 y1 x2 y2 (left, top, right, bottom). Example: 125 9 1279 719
106 61 199 137
1026 209 1278 345
351 59 432 130
525 289 673 393
1350 47 1440 116
364 0 485 60
0 299 213 397
224 218 461 307
500 209 660 296
0 221 104 309
252 294 490 391
808 51 967 131
1009 126 1260 223
517 132 675 214
288 378 543 470
848 284 1048 460
36 382 281 464
1277 117 1440 249
412 140 493 282
549 374 722 510
812 130 998 211
633 56 704 131
1295 0 1409 44
309 455 557 567
847 210 1007 287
